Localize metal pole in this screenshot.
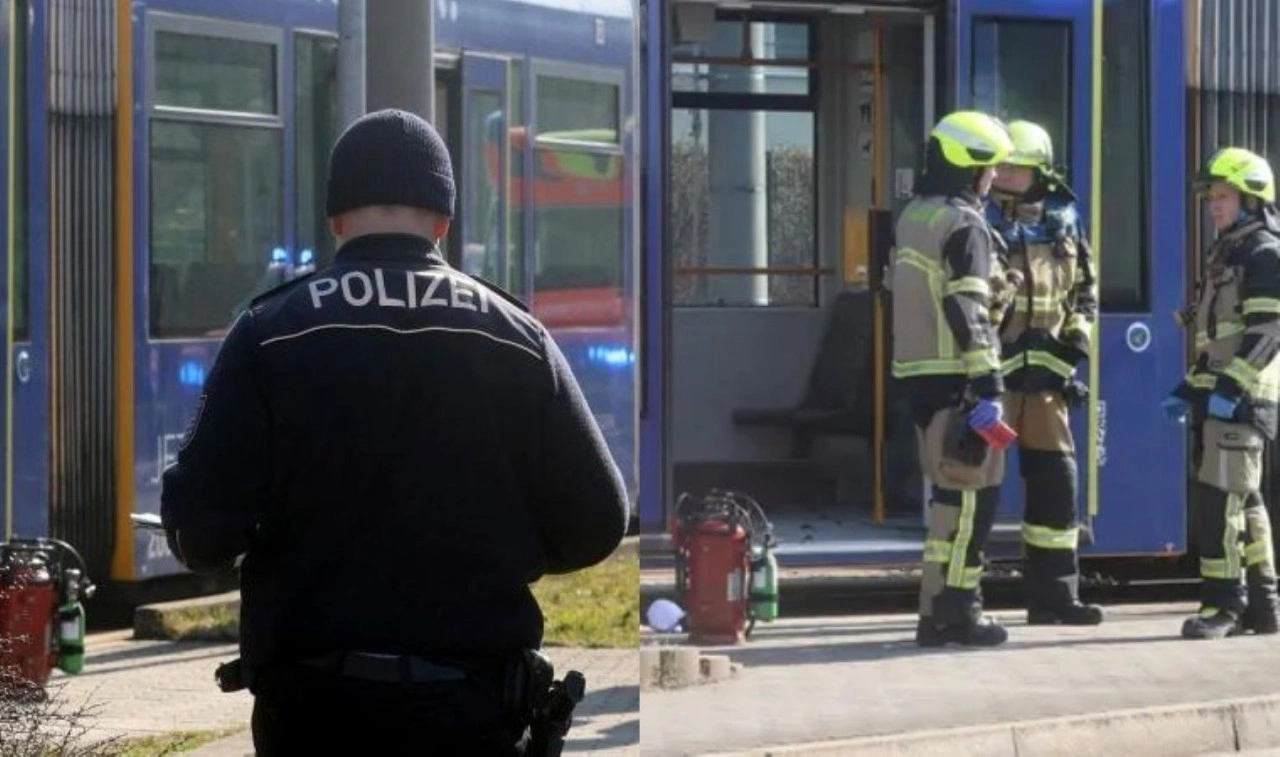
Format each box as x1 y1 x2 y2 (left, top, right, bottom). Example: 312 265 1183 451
365 0 436 123
338 0 366 128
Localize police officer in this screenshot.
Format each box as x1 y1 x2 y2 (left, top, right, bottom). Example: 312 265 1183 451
1165 146 1280 640
892 110 1017 647
984 120 1104 626
160 109 630 754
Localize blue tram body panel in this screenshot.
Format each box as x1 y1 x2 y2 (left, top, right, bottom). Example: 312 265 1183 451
10 0 50 542
128 0 638 579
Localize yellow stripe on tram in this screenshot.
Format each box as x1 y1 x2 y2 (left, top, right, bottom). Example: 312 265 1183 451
1086 0 1104 521
111 0 136 580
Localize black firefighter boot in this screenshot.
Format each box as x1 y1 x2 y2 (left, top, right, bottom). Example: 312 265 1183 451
1024 560 1104 625
1027 600 1104 626
1241 568 1279 635
916 589 1009 647
1181 607 1243 639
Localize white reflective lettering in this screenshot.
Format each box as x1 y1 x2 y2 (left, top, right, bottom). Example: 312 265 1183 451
406 270 419 309
375 269 406 307
309 278 339 309
450 279 477 311
419 272 447 307
341 271 374 306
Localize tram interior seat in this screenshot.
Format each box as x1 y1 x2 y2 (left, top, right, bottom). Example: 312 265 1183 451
150 263 183 334
162 262 260 334
731 289 874 458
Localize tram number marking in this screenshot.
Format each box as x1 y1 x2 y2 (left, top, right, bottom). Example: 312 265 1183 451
1096 400 1107 469
150 433 185 483
146 531 172 561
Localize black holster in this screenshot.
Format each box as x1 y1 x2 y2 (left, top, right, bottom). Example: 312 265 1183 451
504 649 586 757
215 658 253 693
528 670 586 757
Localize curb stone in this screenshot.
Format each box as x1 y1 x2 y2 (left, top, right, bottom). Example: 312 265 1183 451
697 693 1280 757
640 646 742 689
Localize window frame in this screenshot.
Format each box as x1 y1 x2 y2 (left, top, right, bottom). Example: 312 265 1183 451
147 12 285 128
668 12 823 309
291 28 340 271
145 12 287 342
527 58 629 297
1098 0 1151 313
969 17 1074 172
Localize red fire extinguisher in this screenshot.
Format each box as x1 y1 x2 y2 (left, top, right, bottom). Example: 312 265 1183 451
671 490 775 645
0 538 95 697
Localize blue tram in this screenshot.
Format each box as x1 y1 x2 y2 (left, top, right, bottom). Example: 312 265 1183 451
637 0 1271 571
0 0 641 587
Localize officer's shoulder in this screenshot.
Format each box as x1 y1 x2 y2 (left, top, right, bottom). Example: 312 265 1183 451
248 272 318 311
462 271 531 314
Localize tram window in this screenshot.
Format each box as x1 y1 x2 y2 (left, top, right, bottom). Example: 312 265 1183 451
295 33 340 269
530 143 625 293
530 73 625 299
670 108 816 307
12 0 27 342
671 19 812 98
149 122 283 338
154 31 277 115
535 76 619 142
1099 0 1149 311
970 20 1071 171
464 90 503 284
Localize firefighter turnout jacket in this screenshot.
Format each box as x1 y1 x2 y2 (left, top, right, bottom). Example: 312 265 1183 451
891 192 1018 401
160 232 630 669
987 190 1098 394
1176 217 1280 440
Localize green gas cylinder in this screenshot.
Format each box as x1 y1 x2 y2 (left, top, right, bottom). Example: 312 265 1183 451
749 546 779 622
56 569 86 674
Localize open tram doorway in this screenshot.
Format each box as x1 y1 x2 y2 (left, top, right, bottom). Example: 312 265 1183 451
662 1 935 564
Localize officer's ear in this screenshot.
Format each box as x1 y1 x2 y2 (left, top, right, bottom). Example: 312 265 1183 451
330 215 345 239
432 214 451 243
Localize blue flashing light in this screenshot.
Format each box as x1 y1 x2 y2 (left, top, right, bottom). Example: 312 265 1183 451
586 345 635 368
271 247 289 265
178 360 206 388
299 248 315 266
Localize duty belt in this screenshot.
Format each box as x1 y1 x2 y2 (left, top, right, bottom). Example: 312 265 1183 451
298 651 469 684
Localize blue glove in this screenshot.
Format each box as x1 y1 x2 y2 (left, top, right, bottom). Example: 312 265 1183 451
1161 396 1188 425
967 398 1003 431
1207 392 1239 421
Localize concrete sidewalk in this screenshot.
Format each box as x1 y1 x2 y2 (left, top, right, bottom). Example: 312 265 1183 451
50 634 636 755
640 602 1280 756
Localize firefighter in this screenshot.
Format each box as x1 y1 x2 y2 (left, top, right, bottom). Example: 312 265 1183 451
984 120 1104 626
1165 146 1280 640
892 110 1018 647
160 109 629 754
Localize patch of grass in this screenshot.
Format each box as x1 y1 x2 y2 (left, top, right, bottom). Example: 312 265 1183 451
113 727 243 756
533 540 639 648
139 541 641 649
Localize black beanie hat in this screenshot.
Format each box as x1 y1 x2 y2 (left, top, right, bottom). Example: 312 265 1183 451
324 109 455 219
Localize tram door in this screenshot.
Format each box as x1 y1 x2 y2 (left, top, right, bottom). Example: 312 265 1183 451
949 0 1101 549
460 53 519 298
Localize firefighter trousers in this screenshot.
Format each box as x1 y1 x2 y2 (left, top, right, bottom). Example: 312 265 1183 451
1004 391 1084 611
1194 418 1278 616
916 408 1004 624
